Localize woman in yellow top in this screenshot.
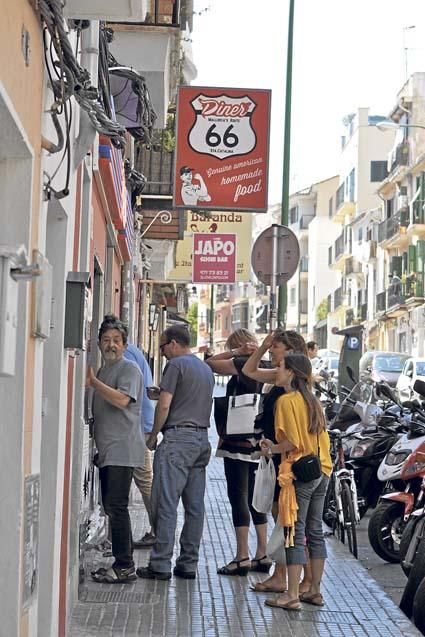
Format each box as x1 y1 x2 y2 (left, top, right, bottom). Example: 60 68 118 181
260 354 332 611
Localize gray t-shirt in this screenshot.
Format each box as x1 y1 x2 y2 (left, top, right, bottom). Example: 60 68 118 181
93 357 145 468
160 354 214 428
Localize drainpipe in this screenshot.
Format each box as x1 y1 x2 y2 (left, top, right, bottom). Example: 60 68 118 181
74 21 99 167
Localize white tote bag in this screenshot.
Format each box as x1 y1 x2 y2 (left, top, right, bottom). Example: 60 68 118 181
226 392 260 438
266 523 286 564
252 456 276 514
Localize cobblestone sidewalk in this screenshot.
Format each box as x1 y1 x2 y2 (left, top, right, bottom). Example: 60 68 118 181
69 432 421 637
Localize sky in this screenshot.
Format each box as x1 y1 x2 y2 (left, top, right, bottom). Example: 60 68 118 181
191 0 425 205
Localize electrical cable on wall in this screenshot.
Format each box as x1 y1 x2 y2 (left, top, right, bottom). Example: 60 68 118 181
39 0 127 150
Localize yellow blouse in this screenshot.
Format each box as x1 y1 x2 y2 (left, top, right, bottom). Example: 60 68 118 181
275 391 332 477
274 391 332 545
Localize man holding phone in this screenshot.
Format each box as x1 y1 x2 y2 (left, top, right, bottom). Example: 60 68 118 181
137 325 214 580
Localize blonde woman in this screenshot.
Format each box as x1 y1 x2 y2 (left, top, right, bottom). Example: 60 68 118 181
206 329 270 576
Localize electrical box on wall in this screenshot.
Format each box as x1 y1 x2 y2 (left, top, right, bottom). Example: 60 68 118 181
64 272 91 350
0 256 19 376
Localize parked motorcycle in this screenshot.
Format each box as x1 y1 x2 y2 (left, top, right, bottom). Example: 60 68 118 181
368 382 425 563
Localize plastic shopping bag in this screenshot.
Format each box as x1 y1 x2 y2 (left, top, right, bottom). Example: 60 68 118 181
266 523 286 564
252 456 276 514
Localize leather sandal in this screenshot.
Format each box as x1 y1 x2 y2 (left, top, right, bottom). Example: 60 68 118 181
217 558 251 576
250 556 272 573
300 591 325 606
91 565 137 584
264 597 301 611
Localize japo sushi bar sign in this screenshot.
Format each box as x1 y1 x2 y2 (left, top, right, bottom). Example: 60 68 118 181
192 233 236 284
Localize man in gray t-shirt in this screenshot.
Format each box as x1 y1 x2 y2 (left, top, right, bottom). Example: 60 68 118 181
88 315 145 584
137 325 214 581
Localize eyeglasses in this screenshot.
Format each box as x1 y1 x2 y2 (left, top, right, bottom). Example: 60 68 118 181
159 340 171 353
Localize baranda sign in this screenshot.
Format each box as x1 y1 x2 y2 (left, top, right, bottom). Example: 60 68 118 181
192 233 237 284
174 86 271 213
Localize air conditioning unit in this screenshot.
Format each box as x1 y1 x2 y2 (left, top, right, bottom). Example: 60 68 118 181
63 0 148 21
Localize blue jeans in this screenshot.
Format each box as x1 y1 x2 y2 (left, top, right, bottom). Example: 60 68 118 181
149 428 211 574
286 473 329 565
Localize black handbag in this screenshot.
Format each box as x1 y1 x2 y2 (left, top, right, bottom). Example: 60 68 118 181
291 432 322 482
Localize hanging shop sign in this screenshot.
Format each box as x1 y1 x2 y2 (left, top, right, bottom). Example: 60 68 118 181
192 233 236 284
168 211 252 282
173 86 271 213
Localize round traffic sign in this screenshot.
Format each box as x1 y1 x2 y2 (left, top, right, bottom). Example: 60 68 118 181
251 224 300 286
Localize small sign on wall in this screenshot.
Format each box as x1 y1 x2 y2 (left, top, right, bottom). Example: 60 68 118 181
22 474 40 610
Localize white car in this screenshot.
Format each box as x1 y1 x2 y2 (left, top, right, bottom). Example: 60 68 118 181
396 357 425 402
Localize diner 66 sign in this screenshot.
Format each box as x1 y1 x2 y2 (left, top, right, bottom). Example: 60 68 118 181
174 86 271 213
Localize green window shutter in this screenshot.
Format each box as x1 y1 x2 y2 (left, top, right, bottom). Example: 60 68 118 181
408 245 416 274
390 256 403 278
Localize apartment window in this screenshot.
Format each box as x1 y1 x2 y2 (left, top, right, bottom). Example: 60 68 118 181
358 227 363 243
225 316 229 331
289 287 296 305
329 196 333 218
385 198 394 219
231 302 249 329
370 161 389 183
289 205 298 224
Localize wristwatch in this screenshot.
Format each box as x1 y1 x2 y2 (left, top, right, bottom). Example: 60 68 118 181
231 349 237 357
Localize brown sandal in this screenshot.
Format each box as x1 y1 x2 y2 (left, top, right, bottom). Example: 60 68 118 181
300 592 325 606
264 597 301 611
250 582 287 593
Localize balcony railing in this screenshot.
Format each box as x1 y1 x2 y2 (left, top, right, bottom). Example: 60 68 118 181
345 257 361 276
388 141 409 174
136 130 174 196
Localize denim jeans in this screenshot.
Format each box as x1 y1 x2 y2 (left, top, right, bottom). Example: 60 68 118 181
285 473 329 565
133 433 154 528
149 428 211 574
99 465 134 569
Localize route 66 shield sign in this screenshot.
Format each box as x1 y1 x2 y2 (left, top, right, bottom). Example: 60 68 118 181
174 86 271 213
188 94 257 160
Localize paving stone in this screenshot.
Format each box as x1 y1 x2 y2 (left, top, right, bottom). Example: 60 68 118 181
69 422 422 637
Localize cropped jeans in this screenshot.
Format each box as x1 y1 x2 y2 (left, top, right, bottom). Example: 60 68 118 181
285 473 329 565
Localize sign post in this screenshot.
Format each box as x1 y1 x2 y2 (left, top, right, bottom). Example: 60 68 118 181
174 86 271 213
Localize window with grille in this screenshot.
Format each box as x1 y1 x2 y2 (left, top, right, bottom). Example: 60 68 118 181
370 161 388 183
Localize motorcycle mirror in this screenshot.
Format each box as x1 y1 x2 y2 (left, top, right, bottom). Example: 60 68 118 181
378 382 398 404
402 401 416 409
413 379 425 398
346 366 357 384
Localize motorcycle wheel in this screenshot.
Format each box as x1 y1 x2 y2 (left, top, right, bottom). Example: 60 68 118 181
413 576 425 631
368 501 405 563
340 481 358 558
400 537 425 617
399 517 420 577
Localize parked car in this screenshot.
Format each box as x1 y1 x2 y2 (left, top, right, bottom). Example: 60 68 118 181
359 351 410 387
396 358 425 402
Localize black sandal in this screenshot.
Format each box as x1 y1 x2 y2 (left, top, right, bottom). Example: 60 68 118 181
91 565 137 583
217 558 251 576
250 556 272 573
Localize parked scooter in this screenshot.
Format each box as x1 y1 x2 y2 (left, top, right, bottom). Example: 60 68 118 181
368 382 425 563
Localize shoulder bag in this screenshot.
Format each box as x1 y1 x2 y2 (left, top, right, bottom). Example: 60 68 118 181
291 431 322 482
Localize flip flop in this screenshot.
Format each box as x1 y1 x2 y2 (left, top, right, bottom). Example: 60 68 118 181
264 597 301 611
300 592 325 606
250 582 287 593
